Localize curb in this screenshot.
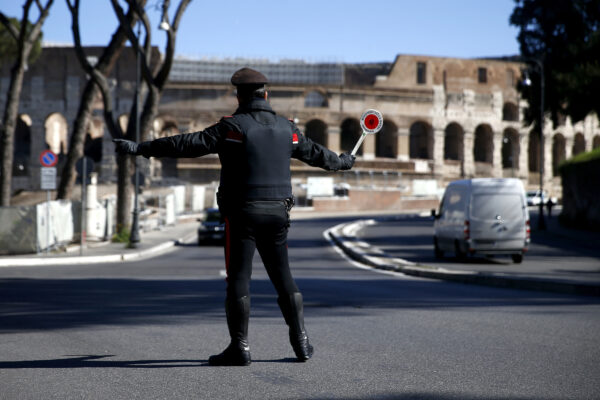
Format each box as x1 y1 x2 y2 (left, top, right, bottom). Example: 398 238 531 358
325 220 600 297
0 231 197 268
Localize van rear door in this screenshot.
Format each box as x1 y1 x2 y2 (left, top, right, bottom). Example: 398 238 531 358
469 193 526 244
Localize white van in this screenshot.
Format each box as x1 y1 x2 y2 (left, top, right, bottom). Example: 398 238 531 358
432 178 530 263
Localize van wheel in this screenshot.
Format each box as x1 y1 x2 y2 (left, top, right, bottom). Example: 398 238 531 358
454 240 466 261
511 254 523 263
433 237 443 259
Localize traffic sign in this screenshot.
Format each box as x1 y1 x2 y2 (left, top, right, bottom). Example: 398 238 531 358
40 167 57 190
351 109 384 156
40 150 58 167
360 109 383 134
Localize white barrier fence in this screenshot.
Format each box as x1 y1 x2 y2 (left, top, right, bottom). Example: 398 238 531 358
0 184 212 255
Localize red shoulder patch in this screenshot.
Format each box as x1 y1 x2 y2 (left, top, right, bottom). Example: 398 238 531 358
225 130 244 144
292 133 299 144
223 115 233 118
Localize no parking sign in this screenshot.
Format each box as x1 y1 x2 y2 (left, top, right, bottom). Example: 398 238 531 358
40 150 58 167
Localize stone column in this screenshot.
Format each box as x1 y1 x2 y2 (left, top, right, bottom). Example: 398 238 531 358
518 131 529 180
432 128 445 176
492 129 503 178
542 131 553 186
397 127 409 161
565 136 573 160
328 125 341 153
463 129 475 177
363 133 375 160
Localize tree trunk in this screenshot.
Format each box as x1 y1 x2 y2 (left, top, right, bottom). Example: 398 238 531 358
0 60 26 206
116 152 134 231
56 81 99 200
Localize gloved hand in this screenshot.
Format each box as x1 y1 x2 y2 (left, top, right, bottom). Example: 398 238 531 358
339 152 356 170
113 139 139 155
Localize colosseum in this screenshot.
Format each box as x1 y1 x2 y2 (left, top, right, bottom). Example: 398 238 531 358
2 47 599 201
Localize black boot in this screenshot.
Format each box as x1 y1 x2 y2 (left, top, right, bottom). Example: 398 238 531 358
208 296 251 366
278 292 314 361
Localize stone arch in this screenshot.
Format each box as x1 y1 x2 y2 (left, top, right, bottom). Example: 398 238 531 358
44 113 68 155
409 121 433 159
552 133 566 176
473 124 493 163
444 122 464 161
81 117 105 165
340 118 361 155
304 90 328 108
305 119 328 146
528 130 540 172
13 114 32 176
593 134 600 149
376 120 398 159
502 128 520 170
572 132 586 156
502 102 519 122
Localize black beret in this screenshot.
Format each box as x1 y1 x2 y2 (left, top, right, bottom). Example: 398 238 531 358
231 67 268 86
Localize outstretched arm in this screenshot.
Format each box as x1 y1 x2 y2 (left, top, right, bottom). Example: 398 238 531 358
290 122 355 171
113 121 227 158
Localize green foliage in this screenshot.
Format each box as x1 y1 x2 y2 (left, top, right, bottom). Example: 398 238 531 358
112 226 131 243
510 0 600 128
559 146 600 171
0 16 43 67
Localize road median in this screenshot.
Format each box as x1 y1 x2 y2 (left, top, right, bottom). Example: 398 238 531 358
325 219 600 297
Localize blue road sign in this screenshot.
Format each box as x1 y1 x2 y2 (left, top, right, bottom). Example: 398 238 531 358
40 150 58 167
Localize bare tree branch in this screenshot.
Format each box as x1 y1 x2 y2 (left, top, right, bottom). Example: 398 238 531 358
0 13 20 41
154 0 191 88
110 0 154 84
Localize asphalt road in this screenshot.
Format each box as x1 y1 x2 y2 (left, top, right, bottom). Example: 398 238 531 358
357 211 600 285
1 216 599 400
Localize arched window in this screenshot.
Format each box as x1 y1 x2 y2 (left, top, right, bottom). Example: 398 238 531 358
474 124 493 163
572 133 586 156
376 120 398 159
502 102 519 122
552 133 566 176
340 118 362 155
304 90 328 108
528 130 540 172
502 128 520 170
13 114 32 176
44 113 68 155
409 121 433 159
444 123 464 161
305 119 328 146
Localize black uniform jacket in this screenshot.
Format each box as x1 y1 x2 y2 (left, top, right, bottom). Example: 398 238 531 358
137 98 343 202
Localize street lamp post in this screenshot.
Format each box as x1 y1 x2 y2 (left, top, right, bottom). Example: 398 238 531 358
523 58 546 230
129 20 142 248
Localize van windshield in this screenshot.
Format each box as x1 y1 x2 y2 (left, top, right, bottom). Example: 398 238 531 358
471 194 524 221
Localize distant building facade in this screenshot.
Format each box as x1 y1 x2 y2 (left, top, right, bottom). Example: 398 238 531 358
2 47 599 197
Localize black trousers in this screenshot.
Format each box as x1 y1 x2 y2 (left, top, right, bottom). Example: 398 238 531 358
223 201 299 300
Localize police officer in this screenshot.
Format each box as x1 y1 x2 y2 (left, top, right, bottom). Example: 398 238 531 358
114 67 355 366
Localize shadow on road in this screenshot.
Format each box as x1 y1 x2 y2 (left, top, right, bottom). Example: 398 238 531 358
0 354 300 369
1 275 598 334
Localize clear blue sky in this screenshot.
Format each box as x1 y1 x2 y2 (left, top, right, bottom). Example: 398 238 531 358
1 0 521 62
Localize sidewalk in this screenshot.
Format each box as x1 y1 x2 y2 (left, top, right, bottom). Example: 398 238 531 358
0 218 199 267
325 209 600 297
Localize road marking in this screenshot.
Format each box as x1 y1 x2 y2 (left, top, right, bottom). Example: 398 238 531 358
322 224 418 279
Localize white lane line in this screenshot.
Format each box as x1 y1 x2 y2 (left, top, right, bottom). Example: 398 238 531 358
322 224 416 279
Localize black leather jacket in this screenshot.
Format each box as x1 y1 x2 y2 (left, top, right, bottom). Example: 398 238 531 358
138 98 343 202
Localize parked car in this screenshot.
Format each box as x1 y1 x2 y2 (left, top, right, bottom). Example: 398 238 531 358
197 208 225 245
526 190 557 206
432 178 530 263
